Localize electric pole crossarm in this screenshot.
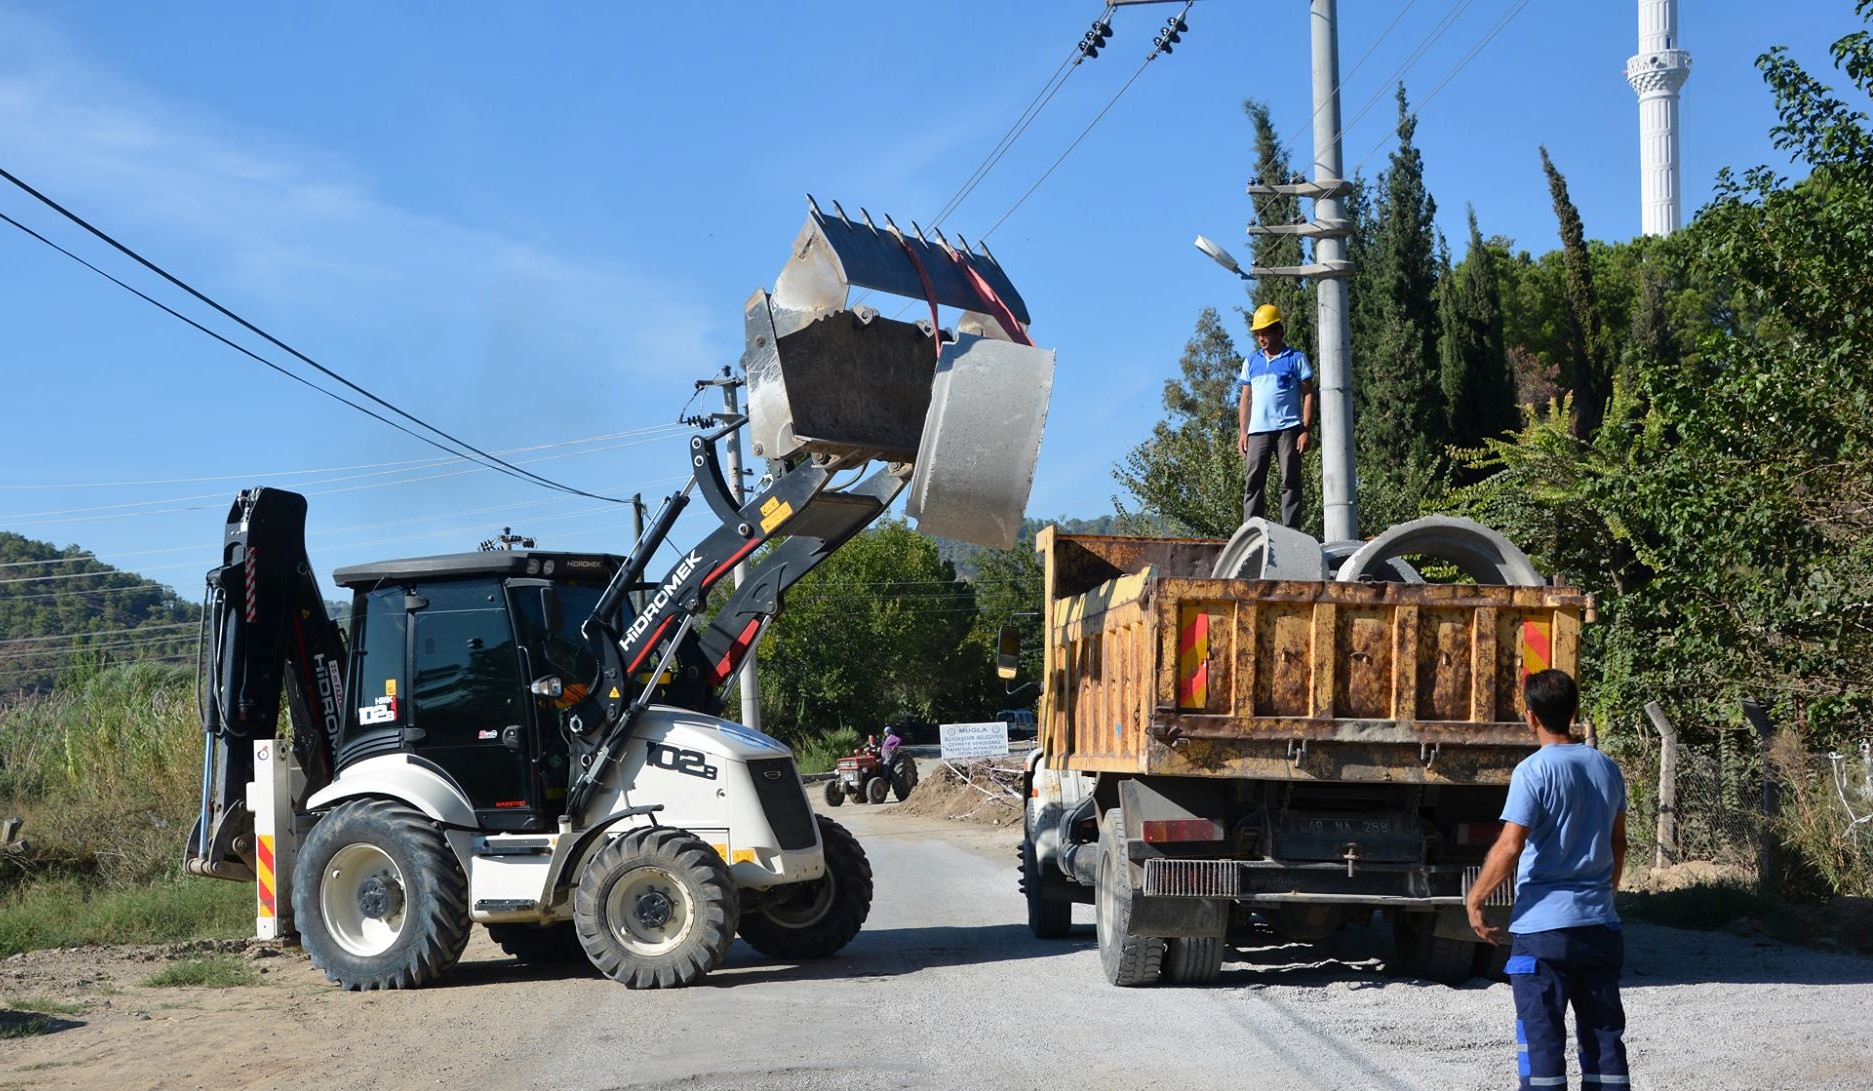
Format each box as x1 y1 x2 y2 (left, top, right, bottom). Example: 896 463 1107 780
1245 179 1354 199
1247 261 1355 279
1245 219 1352 238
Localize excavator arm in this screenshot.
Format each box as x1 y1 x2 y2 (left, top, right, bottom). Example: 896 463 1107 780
185 488 347 881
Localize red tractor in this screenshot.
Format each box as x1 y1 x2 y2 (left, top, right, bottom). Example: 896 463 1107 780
824 751 918 806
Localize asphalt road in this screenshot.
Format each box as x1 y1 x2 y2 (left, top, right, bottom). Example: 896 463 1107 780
515 804 1495 1091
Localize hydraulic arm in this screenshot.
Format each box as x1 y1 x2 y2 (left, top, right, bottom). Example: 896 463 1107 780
186 488 346 881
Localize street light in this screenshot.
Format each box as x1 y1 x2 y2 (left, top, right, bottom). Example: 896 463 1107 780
1193 234 1249 280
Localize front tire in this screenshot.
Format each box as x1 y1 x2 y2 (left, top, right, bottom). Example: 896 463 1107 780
823 779 845 807
1095 808 1163 987
573 827 738 989
865 775 890 805
737 815 873 959
292 799 471 991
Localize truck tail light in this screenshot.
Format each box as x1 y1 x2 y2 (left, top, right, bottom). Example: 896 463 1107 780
1141 819 1221 844
1455 821 1503 846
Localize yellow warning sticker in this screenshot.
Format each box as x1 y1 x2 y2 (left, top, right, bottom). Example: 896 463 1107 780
759 499 793 534
732 849 757 866
385 679 397 697
608 686 622 700
711 843 728 861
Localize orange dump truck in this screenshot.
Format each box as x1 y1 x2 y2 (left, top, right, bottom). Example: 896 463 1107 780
1015 525 1592 986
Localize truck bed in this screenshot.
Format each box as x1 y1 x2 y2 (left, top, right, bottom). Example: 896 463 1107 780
1037 528 1590 785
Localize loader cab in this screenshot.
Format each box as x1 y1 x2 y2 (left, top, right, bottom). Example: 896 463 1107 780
333 550 620 832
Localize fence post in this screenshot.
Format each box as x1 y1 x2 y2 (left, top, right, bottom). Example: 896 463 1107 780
1738 698 1782 887
1644 701 1679 869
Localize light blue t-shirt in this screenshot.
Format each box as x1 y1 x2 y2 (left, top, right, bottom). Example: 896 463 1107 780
1237 347 1314 434
1502 742 1627 934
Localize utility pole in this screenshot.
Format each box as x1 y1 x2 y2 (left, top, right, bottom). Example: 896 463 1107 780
1237 1 1357 542
1308 0 1358 542
708 367 762 732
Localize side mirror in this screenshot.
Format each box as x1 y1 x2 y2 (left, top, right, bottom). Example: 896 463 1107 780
995 624 1021 681
530 675 564 699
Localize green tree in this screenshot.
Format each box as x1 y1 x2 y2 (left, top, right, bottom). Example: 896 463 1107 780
1243 98 1315 358
1114 307 1246 536
1351 85 1448 529
753 520 993 742
1448 3 1873 893
1438 207 1518 452
1539 147 1611 435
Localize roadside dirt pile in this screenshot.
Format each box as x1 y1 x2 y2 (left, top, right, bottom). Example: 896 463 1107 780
892 758 1022 827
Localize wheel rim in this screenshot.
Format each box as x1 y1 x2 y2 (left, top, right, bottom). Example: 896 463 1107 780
321 842 407 958
603 866 696 956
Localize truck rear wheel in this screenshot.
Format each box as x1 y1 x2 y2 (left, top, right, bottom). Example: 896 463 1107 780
823 779 844 807
737 814 873 959
574 827 739 989
1095 809 1164 987
293 798 471 991
1390 911 1476 984
487 922 586 965
1162 936 1224 984
1021 837 1072 939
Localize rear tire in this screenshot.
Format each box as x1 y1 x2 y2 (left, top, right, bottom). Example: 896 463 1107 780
1021 838 1073 939
737 815 873 959
1095 808 1163 987
1390 911 1476 984
865 775 890 805
293 799 471 991
891 757 919 802
823 779 844 807
1163 936 1224 985
487 922 586 965
573 827 738 989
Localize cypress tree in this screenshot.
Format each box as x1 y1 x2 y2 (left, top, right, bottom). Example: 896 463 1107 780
1439 206 1517 451
1243 99 1315 356
1350 85 1448 526
1539 146 1607 435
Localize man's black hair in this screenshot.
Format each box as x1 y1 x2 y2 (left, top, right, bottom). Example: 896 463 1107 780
1524 669 1579 735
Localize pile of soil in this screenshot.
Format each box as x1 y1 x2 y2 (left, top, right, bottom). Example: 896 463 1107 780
890 758 1022 827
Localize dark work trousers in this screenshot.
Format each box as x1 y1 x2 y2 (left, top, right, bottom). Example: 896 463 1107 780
1243 425 1304 530
1507 924 1629 1089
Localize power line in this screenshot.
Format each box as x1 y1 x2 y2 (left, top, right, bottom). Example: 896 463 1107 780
1326 0 1475 168
0 166 627 504
0 621 196 649
982 53 1159 242
0 425 686 493
0 429 688 527
1351 0 1534 175
1272 0 1421 165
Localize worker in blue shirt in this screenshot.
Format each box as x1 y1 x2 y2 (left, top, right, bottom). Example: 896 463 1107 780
1466 669 1630 1091
1236 304 1315 530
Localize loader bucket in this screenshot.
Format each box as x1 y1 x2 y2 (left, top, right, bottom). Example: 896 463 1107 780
743 198 1055 549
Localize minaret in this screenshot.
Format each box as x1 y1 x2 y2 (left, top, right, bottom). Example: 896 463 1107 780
1626 0 1692 236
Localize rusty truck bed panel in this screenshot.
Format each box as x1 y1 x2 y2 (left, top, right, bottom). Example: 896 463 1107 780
1036 529 1590 786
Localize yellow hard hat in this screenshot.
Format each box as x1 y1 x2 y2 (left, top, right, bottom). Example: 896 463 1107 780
1250 304 1284 332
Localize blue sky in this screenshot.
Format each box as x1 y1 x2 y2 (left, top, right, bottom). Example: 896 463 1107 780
0 1 1852 603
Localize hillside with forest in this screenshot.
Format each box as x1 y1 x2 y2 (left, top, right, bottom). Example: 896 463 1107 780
0 532 200 695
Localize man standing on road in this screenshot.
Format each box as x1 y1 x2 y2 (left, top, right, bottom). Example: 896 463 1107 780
1237 303 1315 531
1466 669 1630 1090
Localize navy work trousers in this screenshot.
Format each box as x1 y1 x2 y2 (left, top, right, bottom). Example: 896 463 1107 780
1507 924 1629 1089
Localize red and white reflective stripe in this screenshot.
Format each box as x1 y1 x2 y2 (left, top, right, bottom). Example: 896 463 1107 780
244 547 258 622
